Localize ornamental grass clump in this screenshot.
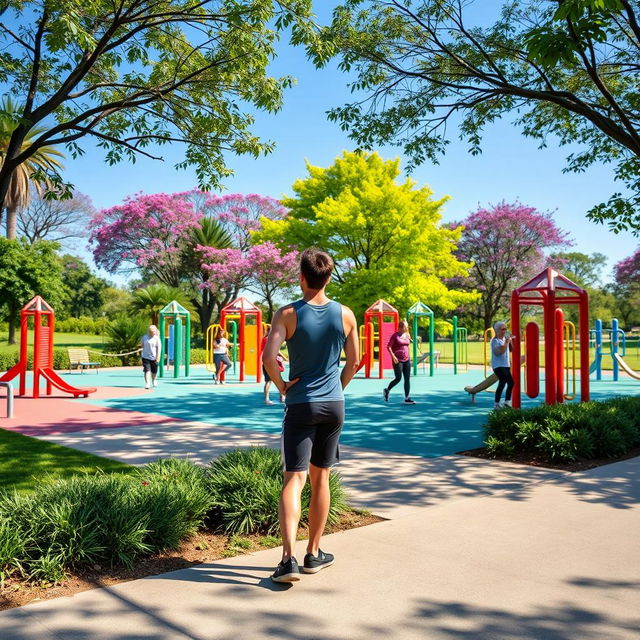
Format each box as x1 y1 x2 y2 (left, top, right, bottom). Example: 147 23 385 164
207 447 349 535
484 397 640 464
0 459 211 583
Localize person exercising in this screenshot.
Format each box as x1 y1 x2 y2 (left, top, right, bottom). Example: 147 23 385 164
491 321 514 409
383 320 416 404
263 248 359 584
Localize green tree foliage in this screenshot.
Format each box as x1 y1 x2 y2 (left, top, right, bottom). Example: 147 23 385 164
0 239 65 343
129 284 193 325
101 287 132 320
256 151 476 318
551 251 607 288
0 0 316 210
59 254 108 318
320 0 640 234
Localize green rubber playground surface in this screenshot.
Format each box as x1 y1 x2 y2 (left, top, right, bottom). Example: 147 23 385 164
61 364 640 459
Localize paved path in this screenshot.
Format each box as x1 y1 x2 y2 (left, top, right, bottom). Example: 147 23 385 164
0 447 638 638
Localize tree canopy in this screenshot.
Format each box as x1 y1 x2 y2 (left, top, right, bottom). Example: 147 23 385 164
320 0 640 234
256 150 476 318
0 238 65 343
0 0 316 210
451 202 571 329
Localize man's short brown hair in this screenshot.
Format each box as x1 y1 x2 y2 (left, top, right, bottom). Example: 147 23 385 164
300 248 334 289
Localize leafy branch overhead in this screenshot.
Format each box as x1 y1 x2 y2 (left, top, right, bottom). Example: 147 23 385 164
320 0 640 234
0 0 316 207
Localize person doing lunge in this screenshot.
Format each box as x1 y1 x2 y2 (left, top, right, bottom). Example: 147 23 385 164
491 321 514 409
382 320 416 404
263 248 359 584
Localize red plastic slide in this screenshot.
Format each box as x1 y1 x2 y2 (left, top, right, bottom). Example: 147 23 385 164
40 368 96 398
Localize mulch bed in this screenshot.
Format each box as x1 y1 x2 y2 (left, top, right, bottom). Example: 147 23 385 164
0 510 384 611
459 446 640 472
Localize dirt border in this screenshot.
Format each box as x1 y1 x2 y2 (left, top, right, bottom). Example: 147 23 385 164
0 510 384 611
458 446 640 472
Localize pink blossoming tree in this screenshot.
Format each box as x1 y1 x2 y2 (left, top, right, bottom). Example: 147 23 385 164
200 241 298 320
452 202 571 329
613 247 640 328
90 190 298 328
90 192 201 286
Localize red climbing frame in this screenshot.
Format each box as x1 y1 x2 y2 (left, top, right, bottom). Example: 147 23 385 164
0 296 96 398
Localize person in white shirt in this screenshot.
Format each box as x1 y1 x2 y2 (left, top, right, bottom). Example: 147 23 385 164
213 327 232 384
491 321 514 409
141 325 161 389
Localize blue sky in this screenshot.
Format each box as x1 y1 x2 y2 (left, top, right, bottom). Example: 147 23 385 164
62 3 636 285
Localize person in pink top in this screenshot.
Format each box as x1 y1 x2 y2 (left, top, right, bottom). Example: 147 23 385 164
383 320 416 404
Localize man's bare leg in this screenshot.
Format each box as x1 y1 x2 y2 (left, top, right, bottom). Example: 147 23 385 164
279 470 307 561
306 464 331 556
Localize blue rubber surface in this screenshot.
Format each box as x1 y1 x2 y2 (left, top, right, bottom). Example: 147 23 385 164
56 364 640 459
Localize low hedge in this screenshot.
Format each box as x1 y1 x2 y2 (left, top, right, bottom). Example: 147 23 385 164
55 317 103 335
0 348 122 373
484 397 640 463
0 450 351 584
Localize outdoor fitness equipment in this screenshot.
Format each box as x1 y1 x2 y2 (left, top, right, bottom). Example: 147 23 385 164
0 296 96 398
213 297 263 383
406 302 436 377
158 300 191 379
590 318 626 381
446 315 468 375
510 268 590 408
206 320 238 375
360 299 399 379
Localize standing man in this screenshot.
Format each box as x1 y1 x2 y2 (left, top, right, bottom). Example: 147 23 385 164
141 325 161 389
263 248 359 584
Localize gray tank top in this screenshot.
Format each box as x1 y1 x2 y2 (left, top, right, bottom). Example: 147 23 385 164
285 299 345 405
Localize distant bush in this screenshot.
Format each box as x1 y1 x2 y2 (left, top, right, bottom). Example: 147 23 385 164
55 316 104 335
190 348 207 365
105 316 148 365
484 397 640 463
207 447 349 535
0 348 122 373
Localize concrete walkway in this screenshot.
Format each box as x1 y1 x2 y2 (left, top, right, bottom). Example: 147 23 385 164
1 438 639 638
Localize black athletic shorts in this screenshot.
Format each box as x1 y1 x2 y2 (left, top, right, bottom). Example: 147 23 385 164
142 358 158 374
262 365 271 382
281 401 344 472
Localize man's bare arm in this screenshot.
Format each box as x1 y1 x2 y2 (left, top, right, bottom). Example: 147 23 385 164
264 307 298 396
341 307 359 390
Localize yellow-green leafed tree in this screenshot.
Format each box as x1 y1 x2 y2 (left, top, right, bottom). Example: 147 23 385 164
256 151 477 319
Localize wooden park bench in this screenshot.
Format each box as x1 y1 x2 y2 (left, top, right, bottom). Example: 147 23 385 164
67 348 101 374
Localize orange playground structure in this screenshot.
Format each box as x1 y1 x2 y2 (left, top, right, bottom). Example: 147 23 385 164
207 297 263 383
0 296 96 398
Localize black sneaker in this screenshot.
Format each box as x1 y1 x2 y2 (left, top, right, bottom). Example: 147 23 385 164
403 397 416 405
271 557 301 583
302 549 335 574
383 388 389 402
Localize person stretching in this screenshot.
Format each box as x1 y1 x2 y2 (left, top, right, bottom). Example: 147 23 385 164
263 248 359 583
141 325 161 389
383 320 415 404
491 321 514 409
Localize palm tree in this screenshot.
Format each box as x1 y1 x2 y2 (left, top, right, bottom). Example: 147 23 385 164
185 217 235 333
130 284 194 325
0 96 65 239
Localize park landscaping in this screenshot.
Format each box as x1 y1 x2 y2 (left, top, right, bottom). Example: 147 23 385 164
463 396 640 471
0 448 381 610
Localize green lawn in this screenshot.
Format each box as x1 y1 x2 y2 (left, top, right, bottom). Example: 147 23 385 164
0 331 104 355
0 428 133 493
